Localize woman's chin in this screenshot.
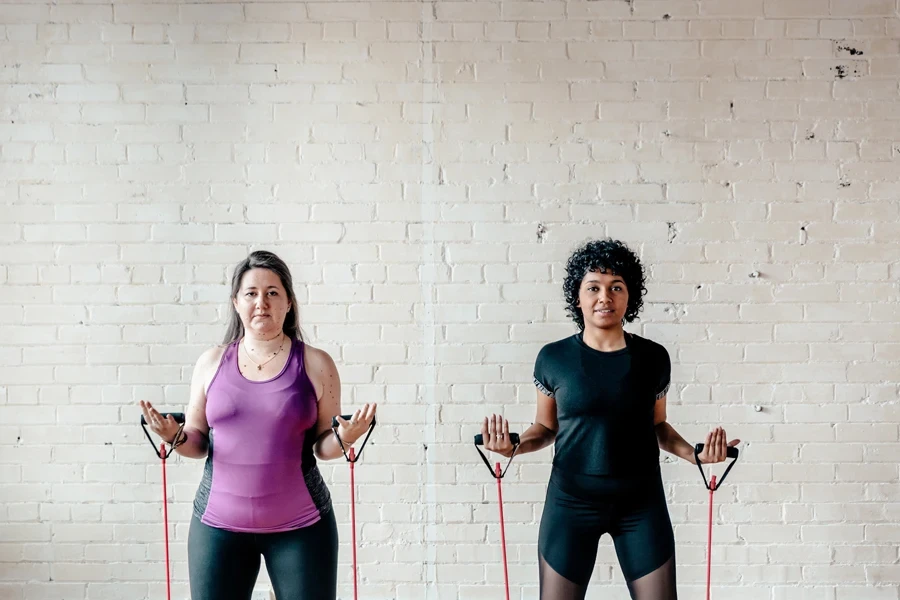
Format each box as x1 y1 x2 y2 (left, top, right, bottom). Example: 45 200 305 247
586 318 622 331
245 322 282 336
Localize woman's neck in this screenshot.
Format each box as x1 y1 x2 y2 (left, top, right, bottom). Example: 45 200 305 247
581 325 626 352
242 331 285 354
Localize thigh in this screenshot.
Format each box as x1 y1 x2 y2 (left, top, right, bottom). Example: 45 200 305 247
610 477 676 582
538 473 608 587
262 509 339 600
188 516 260 600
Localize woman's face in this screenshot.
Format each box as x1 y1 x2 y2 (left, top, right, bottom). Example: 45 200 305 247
232 268 291 339
577 270 629 331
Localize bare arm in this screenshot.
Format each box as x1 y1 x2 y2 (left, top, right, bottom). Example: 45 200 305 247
305 344 376 461
653 395 696 464
171 347 221 458
482 389 558 458
140 346 221 459
654 395 740 465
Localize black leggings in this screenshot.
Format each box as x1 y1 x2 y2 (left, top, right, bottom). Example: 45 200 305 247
188 510 338 600
538 466 676 599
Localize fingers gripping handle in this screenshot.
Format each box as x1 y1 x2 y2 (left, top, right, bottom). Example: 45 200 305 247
694 443 739 460
140 413 186 460
474 433 520 446
694 443 739 491
474 433 520 479
332 415 378 429
140 413 186 426
332 415 377 463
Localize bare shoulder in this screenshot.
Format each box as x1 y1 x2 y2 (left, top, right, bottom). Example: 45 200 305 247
302 343 339 400
303 343 337 376
198 344 228 368
193 344 228 384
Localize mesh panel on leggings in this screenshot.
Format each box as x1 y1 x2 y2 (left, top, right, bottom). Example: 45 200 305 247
539 553 588 600
625 555 677 600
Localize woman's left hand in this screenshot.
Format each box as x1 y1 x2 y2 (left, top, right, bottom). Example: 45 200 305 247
335 403 377 445
697 426 740 464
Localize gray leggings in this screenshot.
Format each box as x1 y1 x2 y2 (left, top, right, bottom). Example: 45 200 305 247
188 510 338 600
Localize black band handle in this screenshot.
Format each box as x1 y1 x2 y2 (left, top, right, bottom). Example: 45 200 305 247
331 414 377 463
140 412 186 460
474 433 520 446
696 443 739 460
332 414 378 428
140 413 185 426
694 443 739 490
473 433 520 479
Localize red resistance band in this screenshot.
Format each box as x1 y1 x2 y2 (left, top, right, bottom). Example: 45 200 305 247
693 444 739 600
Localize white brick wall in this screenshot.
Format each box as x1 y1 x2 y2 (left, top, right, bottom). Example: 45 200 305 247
2 0 899 598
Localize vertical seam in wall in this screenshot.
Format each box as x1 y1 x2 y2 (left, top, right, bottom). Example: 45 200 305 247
420 0 438 596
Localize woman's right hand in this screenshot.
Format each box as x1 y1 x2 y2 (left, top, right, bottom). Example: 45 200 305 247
481 414 515 458
139 400 183 444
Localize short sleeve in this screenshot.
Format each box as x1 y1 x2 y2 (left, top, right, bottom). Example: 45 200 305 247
655 345 671 400
533 346 555 399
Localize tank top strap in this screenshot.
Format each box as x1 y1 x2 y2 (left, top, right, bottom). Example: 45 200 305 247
223 339 240 362
294 338 305 371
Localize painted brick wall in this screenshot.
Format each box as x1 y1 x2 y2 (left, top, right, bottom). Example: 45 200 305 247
2 0 899 598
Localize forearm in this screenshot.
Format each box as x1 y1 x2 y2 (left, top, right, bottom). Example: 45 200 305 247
172 427 209 459
313 429 351 461
655 421 696 464
505 422 556 457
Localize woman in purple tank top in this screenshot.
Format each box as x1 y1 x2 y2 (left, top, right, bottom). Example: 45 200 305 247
140 250 376 600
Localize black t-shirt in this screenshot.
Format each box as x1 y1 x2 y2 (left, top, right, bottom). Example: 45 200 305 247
533 332 671 476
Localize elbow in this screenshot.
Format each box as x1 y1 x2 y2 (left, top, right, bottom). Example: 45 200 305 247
654 421 670 446
537 422 557 438
182 426 210 457
313 445 340 462
313 444 327 462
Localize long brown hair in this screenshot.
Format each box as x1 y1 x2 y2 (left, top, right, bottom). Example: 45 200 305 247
222 250 303 344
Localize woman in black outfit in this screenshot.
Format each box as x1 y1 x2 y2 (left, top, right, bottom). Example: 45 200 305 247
481 239 739 600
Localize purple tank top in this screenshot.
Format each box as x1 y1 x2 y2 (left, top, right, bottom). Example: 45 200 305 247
192 337 332 533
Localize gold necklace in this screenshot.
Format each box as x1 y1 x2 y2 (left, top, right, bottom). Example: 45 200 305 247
242 334 286 371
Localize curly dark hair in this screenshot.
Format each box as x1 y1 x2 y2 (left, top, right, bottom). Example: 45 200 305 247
563 239 647 330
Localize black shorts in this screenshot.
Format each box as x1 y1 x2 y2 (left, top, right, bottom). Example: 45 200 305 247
538 466 675 584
